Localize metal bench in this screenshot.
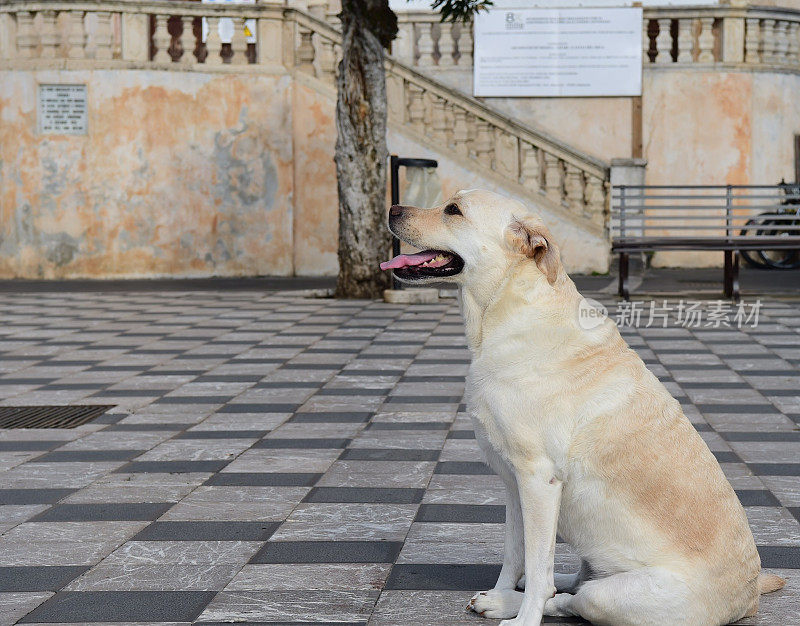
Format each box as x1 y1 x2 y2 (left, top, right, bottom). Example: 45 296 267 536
611 184 800 300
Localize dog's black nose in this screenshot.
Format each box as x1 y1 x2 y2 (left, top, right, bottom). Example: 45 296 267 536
389 205 404 217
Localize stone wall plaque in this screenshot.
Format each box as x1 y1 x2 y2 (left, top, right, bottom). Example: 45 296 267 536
38 84 88 135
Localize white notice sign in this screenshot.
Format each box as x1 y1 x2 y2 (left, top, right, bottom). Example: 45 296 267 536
474 8 642 97
38 84 87 135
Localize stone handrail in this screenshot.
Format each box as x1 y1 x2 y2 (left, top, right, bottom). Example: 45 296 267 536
392 6 800 71
0 0 610 229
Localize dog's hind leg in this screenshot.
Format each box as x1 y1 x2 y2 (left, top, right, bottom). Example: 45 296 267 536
519 559 592 593
544 567 703 626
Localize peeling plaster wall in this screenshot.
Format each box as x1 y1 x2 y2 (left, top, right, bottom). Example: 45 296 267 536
3 65 800 277
292 81 339 276
0 69 295 279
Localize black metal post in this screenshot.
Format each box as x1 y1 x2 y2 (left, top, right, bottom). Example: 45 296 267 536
390 155 401 290
388 155 438 291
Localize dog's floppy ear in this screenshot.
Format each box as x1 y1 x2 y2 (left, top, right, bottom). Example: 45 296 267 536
507 218 561 285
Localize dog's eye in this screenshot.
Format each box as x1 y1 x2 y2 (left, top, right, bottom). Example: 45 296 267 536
444 204 462 216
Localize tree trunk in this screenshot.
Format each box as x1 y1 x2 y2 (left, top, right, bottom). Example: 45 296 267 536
334 0 396 299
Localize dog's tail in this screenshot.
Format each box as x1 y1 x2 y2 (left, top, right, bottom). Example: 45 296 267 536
758 573 786 594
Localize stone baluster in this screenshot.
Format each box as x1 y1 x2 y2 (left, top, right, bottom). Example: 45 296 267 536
438 22 454 67
585 176 606 224
40 10 59 58
231 18 248 65
95 11 113 60
417 23 435 66
297 27 315 73
655 18 672 64
642 19 652 62
697 17 714 62
67 11 86 59
180 16 196 64
495 132 519 180
452 108 470 156
745 18 760 64
774 20 789 64
676 18 693 63
430 95 448 143
206 16 223 65
787 22 800 65
564 165 585 214
113 16 123 60
521 143 542 193
473 121 493 167
256 16 281 65
761 19 776 64
153 14 172 63
544 153 563 204
458 22 472 67
393 21 414 65
385 74 404 123
318 37 337 82
407 85 426 133
722 14 745 64
16 11 37 59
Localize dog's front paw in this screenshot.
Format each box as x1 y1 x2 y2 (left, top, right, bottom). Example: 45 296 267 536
467 588 523 619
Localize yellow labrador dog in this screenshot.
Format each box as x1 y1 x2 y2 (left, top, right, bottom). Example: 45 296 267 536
380 189 784 626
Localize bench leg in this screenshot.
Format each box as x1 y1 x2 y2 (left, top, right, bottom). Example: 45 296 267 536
618 252 630 300
723 250 741 301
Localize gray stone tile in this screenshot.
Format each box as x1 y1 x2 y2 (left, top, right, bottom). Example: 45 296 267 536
102 540 261 566
18 590 215 623
0 566 89 592
250 540 403 564
64 563 242 591
196 589 379 623
0 592 54 625
0 539 119 566
1 521 146 544
271 503 418 541
317 461 435 488
744 507 800 546
406 522 506 544
397 541 505 565
224 563 391 591
221 449 339 474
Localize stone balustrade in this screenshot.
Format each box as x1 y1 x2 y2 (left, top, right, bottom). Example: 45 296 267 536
0 0 610 230
389 6 800 71
393 12 471 69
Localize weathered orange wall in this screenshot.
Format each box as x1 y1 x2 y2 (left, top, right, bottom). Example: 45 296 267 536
292 80 339 276
0 69 296 278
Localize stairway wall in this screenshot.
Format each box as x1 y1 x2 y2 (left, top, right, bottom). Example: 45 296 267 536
0 67 609 279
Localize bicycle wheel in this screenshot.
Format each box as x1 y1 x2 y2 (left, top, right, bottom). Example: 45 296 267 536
756 217 800 269
740 218 771 269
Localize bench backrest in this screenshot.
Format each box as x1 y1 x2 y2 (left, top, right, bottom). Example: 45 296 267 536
611 184 800 242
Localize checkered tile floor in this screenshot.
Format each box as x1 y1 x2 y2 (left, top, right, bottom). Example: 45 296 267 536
0 290 798 625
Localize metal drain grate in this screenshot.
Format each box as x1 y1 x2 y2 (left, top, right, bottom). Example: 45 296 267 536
0 405 115 429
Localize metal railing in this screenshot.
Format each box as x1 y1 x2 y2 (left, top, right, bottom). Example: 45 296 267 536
611 184 800 243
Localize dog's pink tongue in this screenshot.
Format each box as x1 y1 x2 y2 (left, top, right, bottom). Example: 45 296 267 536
380 251 438 271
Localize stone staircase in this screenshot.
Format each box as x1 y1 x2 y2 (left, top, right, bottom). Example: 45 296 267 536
0 0 613 273
293 10 610 238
